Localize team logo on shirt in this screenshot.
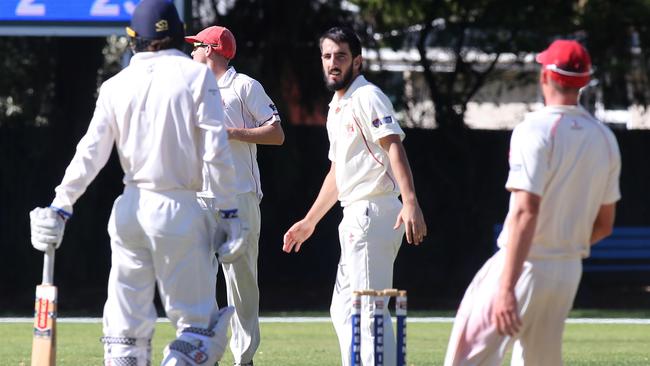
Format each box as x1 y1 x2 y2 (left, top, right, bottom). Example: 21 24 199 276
346 122 355 136
372 116 393 128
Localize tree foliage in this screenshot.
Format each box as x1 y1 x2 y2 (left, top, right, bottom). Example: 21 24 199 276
351 0 584 130
0 38 57 127
0 37 107 129
581 0 650 108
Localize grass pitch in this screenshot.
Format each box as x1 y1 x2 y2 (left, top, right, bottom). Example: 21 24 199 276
2 319 649 365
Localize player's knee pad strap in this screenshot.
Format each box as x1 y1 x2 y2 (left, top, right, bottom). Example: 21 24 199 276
161 307 234 366
103 356 141 366
162 323 226 365
101 336 152 366
166 338 210 364
162 327 216 365
181 326 215 337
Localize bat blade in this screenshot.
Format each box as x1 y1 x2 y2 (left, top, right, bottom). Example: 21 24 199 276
31 248 57 366
31 283 57 366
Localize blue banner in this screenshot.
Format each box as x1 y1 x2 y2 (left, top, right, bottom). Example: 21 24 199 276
0 0 142 22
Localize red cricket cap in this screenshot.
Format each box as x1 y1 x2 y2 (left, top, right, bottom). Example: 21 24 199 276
185 26 236 60
536 39 592 88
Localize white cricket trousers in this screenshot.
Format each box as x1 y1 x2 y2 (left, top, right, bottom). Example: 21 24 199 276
330 195 405 366
222 192 262 364
103 187 220 361
444 249 582 366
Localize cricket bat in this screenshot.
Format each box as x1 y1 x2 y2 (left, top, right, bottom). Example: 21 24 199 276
31 247 57 366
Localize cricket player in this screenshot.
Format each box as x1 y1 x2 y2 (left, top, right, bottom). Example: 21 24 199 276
185 25 284 366
444 40 621 366
282 26 427 366
28 0 244 364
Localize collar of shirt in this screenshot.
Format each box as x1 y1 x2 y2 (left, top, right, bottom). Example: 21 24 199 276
218 66 237 88
129 49 188 64
328 74 368 109
543 104 590 117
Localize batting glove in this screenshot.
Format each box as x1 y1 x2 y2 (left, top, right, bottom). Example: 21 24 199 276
215 209 248 264
29 206 70 251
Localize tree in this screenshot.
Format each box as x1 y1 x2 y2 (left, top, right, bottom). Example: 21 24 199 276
352 0 581 130
581 0 650 109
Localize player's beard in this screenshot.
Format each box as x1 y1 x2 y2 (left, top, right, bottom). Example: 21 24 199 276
324 65 354 92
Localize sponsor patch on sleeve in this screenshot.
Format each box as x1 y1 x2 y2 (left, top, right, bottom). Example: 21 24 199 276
371 116 394 128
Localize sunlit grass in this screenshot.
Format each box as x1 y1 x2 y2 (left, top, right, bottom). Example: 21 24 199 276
2 317 648 365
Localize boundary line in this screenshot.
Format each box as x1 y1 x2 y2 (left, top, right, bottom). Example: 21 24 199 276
2 317 649 324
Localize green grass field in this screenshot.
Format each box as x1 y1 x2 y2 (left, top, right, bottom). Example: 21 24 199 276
2 318 649 365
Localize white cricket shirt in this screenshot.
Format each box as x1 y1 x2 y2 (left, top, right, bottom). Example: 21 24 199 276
51 49 238 213
326 75 405 206
199 67 280 201
497 105 621 259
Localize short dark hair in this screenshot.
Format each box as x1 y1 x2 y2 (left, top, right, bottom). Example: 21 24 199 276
130 36 183 53
319 26 362 58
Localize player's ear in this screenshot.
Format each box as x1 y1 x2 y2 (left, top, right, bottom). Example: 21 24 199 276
353 54 363 73
540 69 549 85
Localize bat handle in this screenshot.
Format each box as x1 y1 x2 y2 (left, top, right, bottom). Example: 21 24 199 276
43 247 55 285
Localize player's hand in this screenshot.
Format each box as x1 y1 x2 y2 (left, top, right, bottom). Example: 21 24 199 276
30 206 69 251
216 209 248 263
394 200 427 244
283 219 315 253
491 287 522 336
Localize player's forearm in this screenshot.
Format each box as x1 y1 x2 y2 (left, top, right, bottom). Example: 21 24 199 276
590 203 616 245
385 139 419 205
227 123 285 145
591 226 613 246
500 195 539 291
304 165 339 226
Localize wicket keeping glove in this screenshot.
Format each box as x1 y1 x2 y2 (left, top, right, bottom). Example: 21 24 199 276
29 206 70 251
215 209 248 264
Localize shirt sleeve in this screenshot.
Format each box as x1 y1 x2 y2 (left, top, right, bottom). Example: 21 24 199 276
195 69 238 210
243 79 280 127
354 87 404 143
51 85 116 214
194 67 224 130
504 123 550 196
603 132 622 204
326 112 336 162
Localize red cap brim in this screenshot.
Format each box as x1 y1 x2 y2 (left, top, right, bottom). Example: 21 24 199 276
184 36 200 44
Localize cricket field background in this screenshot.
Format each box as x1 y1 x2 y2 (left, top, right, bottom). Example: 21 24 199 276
2 311 649 365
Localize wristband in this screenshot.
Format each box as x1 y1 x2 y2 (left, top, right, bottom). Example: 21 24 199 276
219 209 238 219
49 205 72 221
